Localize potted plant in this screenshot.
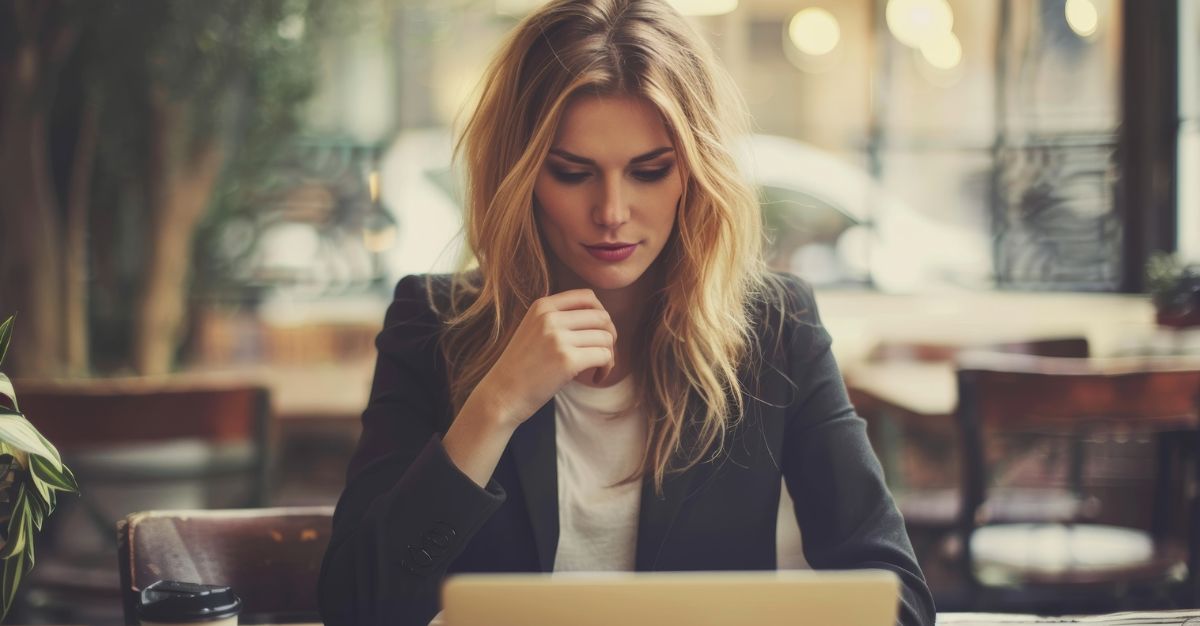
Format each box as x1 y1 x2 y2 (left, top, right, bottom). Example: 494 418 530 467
0 316 79 620
1146 253 1200 328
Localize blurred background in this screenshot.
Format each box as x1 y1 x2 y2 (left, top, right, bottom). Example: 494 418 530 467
2 0 1200 623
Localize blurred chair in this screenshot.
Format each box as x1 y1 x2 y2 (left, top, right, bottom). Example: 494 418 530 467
869 337 1093 529
117 507 334 625
867 336 1091 363
952 352 1200 612
10 379 272 623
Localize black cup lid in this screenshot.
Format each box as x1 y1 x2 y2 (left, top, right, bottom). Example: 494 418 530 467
138 580 243 623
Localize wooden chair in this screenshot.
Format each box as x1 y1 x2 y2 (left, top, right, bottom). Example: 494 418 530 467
953 352 1200 612
117 507 334 625
867 336 1091 363
869 338 1093 529
9 379 272 623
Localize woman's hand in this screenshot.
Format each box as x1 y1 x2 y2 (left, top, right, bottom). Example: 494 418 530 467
443 289 615 486
473 289 617 428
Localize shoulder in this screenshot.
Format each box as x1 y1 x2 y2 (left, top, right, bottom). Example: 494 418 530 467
752 271 822 331
378 272 479 352
387 272 481 321
745 271 830 369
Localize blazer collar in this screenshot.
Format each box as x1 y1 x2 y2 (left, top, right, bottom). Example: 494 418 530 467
509 396 718 573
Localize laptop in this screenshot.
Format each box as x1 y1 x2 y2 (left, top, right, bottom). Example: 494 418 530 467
441 569 900 626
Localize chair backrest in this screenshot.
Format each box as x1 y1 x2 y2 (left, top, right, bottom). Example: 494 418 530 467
14 378 271 450
956 353 1200 432
868 336 1090 363
953 353 1200 588
117 507 335 625
9 379 275 615
14 379 271 500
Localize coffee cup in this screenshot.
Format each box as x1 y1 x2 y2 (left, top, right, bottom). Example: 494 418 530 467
138 580 243 626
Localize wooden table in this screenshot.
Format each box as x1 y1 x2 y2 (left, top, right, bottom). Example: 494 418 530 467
937 611 1200 624
846 360 956 421
277 611 1200 624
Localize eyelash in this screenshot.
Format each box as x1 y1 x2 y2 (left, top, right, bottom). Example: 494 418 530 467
548 165 673 185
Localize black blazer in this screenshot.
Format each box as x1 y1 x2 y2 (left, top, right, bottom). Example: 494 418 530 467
319 273 936 626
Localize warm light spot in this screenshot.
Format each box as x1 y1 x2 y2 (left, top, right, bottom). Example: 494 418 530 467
788 8 841 57
368 171 380 203
300 529 319 541
1065 0 1099 38
886 0 953 48
363 224 398 254
665 0 738 16
920 31 962 70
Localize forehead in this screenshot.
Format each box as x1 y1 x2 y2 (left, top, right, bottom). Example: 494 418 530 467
552 94 673 157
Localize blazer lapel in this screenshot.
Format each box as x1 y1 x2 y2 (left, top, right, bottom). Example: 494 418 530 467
509 399 559 572
634 461 696 571
636 384 755 571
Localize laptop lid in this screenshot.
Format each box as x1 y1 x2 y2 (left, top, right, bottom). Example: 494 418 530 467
442 570 900 626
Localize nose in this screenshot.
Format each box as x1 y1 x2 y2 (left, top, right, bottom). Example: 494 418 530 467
592 175 629 229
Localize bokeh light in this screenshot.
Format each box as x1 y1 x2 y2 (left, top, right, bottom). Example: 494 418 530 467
1065 0 1099 38
788 8 841 57
920 31 962 69
886 0 953 49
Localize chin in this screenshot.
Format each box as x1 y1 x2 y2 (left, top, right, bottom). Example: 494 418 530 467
572 264 648 293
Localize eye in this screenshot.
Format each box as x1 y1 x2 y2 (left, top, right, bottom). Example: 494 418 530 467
548 167 590 184
631 164 673 183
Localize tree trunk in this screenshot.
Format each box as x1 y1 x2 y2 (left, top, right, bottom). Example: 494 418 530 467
63 94 98 376
0 41 65 378
132 91 225 375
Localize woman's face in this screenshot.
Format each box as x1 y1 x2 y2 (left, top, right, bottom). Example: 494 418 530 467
534 94 683 294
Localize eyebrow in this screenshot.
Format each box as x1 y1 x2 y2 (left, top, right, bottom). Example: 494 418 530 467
548 146 675 166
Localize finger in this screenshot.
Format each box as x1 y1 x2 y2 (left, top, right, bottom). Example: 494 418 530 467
595 356 615 385
566 329 615 348
543 289 604 312
603 338 617 381
572 346 614 375
547 309 616 335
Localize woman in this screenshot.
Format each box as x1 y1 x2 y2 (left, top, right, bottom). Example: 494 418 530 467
318 1 935 625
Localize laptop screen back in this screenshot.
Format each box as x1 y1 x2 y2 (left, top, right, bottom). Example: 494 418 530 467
442 570 900 626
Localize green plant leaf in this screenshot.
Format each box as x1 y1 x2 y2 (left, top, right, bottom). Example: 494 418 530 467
0 412 64 472
0 546 25 622
30 455 78 495
0 374 15 413
0 315 12 369
0 485 29 560
29 471 51 513
26 490 46 533
20 502 34 572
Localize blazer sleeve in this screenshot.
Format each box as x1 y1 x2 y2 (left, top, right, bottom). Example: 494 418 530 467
778 276 937 626
319 275 507 626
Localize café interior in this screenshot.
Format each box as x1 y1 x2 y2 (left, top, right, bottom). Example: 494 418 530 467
1 0 1199 624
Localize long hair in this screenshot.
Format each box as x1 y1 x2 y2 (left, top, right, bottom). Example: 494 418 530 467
441 0 771 492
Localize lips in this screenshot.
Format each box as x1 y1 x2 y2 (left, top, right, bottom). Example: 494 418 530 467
584 242 638 262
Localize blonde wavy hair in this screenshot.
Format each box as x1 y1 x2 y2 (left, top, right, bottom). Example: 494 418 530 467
441 0 773 492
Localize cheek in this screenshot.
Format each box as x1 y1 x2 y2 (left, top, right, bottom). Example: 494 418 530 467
532 176 565 232
646 175 683 231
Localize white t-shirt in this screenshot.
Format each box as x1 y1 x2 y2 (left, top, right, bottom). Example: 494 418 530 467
552 375 646 572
